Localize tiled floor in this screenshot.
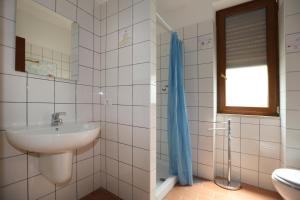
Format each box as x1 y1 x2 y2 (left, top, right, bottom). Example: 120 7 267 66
81 188 120 200
164 179 282 200
81 179 282 200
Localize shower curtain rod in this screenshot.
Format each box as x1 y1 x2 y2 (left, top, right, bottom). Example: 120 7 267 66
156 13 173 32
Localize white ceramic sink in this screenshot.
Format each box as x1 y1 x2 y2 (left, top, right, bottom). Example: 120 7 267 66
5 123 100 184
5 123 100 153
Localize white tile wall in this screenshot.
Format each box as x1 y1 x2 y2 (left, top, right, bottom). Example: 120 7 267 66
0 0 156 199
216 115 281 191
156 21 215 181
281 0 300 170
156 17 286 192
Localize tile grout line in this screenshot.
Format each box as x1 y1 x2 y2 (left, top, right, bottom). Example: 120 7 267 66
26 70 29 200
75 0 78 199
196 23 200 178
116 0 120 196
104 0 108 192
92 0 96 193
131 1 135 198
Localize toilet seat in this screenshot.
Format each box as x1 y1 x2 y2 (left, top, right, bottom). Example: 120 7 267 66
273 168 300 190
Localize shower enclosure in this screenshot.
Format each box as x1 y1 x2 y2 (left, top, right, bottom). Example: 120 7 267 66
155 18 177 200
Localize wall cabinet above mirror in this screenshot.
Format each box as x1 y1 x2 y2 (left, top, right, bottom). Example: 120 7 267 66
15 0 79 81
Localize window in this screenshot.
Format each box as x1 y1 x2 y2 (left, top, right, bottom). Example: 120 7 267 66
216 0 279 116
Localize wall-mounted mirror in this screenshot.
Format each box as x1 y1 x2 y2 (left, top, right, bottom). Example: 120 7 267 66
15 0 79 80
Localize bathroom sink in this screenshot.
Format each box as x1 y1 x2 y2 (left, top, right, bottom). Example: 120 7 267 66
5 123 100 184
5 123 100 153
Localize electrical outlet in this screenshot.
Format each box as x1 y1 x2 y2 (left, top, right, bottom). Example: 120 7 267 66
286 32 300 53
198 34 213 50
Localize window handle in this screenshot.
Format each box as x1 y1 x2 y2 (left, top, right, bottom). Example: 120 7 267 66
221 73 227 80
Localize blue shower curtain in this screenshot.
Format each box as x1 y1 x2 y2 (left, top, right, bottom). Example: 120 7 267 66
167 32 193 185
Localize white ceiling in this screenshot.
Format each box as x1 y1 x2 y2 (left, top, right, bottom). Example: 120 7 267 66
156 0 248 30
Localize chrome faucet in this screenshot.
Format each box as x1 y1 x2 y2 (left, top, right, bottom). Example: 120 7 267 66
51 112 66 126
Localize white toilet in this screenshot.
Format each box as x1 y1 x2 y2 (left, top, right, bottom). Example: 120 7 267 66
272 168 300 200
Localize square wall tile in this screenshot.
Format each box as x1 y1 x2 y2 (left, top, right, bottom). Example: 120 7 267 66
241 154 258 171
94 35 101 53
107 175 118 196
78 0 94 15
133 0 151 24
260 125 281 143
133 127 150 150
79 48 93 68
119 124 132 145
76 85 93 103
56 183 76 200
133 106 150 128
259 173 275 191
78 66 93 86
28 103 54 126
28 175 55 200
0 0 16 20
0 180 27 200
0 74 26 102
241 139 259 155
77 176 93 199
133 85 150 106
119 181 133 200
106 105 118 123
77 104 92 122
106 122 118 141
241 123 259 140
133 42 150 64
0 103 26 129
133 186 149 200
107 32 119 51
56 0 76 21
77 8 93 32
133 147 150 170
55 82 75 103
0 155 27 187
119 144 133 165
119 65 133 85
259 157 280 174
107 14 118 34
28 78 54 103
0 18 15 48
119 0 132 11
118 86 132 105
106 141 118 160
285 14 300 34
119 46 133 66
77 158 93 180
106 50 119 69
119 7 132 29
94 19 101 36
133 20 151 44
107 0 119 16
133 167 150 192
241 169 258 186
260 141 281 159
286 147 300 168
118 105 133 125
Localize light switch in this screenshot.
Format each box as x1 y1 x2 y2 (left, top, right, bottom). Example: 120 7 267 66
286 32 300 53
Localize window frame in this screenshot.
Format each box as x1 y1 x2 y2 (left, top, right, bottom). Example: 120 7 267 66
216 0 279 116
